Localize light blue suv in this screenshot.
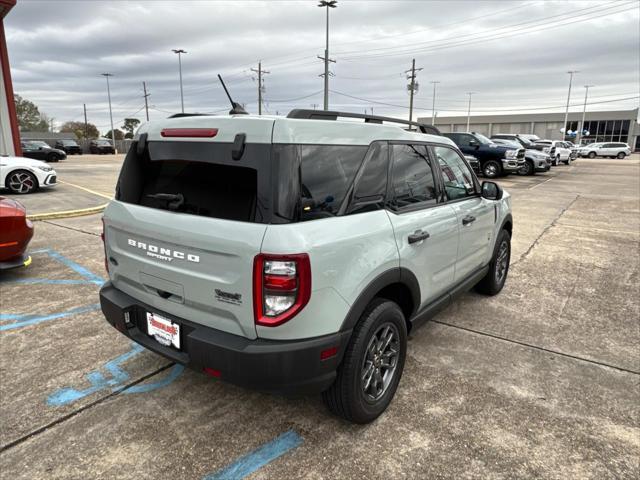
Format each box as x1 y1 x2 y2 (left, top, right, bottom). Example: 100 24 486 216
99 110 513 423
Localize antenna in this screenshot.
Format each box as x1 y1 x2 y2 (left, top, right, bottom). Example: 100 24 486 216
218 74 248 115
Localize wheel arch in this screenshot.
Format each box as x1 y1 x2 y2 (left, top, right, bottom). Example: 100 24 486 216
340 268 420 334
5 168 40 189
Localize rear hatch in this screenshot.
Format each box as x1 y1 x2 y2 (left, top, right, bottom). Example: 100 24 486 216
104 116 276 340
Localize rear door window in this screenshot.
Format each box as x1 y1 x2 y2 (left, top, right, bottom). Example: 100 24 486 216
388 144 437 210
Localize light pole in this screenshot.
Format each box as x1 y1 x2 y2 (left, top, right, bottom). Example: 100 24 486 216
562 70 579 141
578 84 594 145
172 49 187 113
430 81 440 126
318 1 337 111
101 73 115 151
465 92 475 132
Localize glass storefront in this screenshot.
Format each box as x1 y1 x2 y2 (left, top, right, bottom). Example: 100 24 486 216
565 119 631 144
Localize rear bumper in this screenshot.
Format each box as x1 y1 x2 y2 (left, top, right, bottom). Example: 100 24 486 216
99 282 351 395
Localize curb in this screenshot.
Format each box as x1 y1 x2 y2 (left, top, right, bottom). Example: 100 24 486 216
27 203 109 221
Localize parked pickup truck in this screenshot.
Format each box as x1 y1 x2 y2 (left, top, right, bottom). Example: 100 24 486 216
443 132 525 178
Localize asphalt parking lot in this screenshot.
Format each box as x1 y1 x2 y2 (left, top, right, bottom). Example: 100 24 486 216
1 154 639 479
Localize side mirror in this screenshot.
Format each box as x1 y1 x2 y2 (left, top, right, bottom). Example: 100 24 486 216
469 139 478 146
38 147 44 150
482 181 503 200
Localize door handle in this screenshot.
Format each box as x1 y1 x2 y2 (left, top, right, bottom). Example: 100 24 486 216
462 215 476 226
408 230 430 244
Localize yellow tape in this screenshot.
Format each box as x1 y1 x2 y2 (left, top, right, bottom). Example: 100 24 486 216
23 256 32 267
27 203 109 221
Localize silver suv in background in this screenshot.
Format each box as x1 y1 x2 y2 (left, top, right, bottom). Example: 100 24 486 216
578 142 631 159
99 110 513 424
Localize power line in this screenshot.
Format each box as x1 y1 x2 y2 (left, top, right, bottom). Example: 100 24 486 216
339 2 636 62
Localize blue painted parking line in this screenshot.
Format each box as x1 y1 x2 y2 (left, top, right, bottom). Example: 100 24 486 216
47 342 184 406
1 248 105 286
203 430 303 480
0 303 101 332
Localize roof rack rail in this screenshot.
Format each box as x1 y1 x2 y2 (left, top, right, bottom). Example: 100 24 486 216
287 109 441 136
168 113 212 118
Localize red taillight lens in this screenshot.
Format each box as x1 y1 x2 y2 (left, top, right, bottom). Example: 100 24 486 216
160 128 218 138
101 217 108 274
253 253 311 327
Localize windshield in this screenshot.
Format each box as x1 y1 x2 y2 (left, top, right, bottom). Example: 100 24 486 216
474 133 493 145
97 140 112 146
495 139 520 148
30 141 49 147
62 140 78 146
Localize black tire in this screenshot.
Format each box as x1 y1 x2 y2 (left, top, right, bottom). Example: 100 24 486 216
6 170 38 194
617 152 625 159
475 229 511 296
564 158 570 165
47 153 59 162
322 299 407 424
519 160 534 176
482 160 501 179
588 151 596 159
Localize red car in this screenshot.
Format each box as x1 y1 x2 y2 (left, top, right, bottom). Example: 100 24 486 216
0 197 34 269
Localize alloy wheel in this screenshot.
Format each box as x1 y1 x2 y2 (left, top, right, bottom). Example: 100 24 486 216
361 322 400 402
495 240 509 285
8 172 35 193
484 163 498 178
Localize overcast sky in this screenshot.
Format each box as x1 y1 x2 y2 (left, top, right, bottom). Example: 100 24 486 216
6 0 640 134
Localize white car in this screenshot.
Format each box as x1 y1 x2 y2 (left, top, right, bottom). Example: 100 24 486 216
0 156 58 194
533 140 572 166
578 142 631 159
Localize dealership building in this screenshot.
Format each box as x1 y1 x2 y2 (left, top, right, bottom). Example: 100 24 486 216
418 108 639 150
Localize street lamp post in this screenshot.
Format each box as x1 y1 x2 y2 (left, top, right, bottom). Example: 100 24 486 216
172 49 187 113
318 1 337 111
101 73 115 152
430 81 440 126
562 70 579 141
578 84 594 145
466 92 475 132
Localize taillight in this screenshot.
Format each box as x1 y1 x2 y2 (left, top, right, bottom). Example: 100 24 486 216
101 217 108 274
253 253 311 327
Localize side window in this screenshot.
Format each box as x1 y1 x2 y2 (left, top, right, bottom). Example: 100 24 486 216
433 146 476 201
300 145 367 218
456 134 474 147
389 144 437 210
349 142 389 214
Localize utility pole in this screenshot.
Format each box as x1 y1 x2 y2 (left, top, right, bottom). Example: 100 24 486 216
250 62 270 115
318 1 337 110
465 92 475 132
430 81 440 126
172 49 187 113
563 70 579 141
405 58 422 129
101 73 115 150
83 103 88 139
578 84 594 145
143 81 150 122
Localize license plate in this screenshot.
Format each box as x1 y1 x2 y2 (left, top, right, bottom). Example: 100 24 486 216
146 312 180 349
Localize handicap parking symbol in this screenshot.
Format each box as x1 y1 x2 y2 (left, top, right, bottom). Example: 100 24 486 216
47 342 184 406
0 248 104 332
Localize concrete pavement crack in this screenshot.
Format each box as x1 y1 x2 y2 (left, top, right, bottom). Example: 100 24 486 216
430 319 639 376
0 363 174 453
40 220 101 237
511 194 580 268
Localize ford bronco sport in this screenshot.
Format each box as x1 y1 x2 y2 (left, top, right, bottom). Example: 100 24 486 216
100 109 513 424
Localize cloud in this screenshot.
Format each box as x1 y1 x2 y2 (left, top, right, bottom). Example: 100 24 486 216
5 0 639 133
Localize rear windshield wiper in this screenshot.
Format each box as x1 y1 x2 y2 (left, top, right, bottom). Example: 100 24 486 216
146 193 184 211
